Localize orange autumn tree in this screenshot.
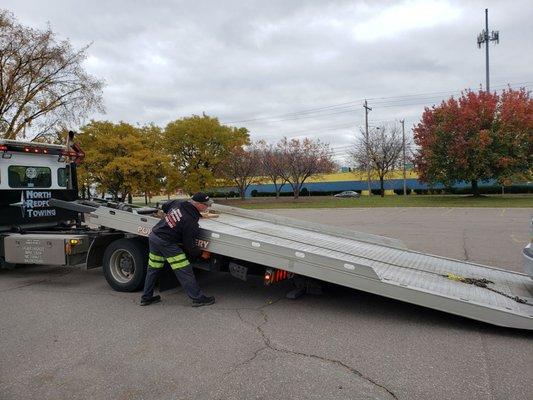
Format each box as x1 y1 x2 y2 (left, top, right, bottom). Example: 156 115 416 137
413 88 532 196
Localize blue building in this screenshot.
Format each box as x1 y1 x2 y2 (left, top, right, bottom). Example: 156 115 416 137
218 177 503 198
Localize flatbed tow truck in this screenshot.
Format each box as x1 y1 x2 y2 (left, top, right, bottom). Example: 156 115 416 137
1 138 532 330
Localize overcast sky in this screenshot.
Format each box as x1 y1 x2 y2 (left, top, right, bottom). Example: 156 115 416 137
3 0 532 164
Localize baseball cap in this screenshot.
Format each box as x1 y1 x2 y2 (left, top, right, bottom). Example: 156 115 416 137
191 192 213 206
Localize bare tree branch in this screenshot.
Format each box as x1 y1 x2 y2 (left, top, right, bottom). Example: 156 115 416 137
277 137 336 199
350 125 405 197
217 144 261 199
256 139 287 198
0 10 104 140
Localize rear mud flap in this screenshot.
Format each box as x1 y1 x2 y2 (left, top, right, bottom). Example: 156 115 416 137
229 261 248 281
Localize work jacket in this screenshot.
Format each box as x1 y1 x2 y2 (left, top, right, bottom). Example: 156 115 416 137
151 200 202 259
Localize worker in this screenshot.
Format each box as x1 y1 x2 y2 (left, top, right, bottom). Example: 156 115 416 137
140 192 215 307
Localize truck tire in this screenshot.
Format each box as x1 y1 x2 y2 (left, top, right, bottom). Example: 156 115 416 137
102 238 147 292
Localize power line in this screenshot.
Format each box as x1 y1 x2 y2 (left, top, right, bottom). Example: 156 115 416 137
222 81 531 124
256 81 531 124
252 118 403 140
253 122 356 139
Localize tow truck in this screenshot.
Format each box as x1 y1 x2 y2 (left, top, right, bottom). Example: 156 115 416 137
1 137 532 330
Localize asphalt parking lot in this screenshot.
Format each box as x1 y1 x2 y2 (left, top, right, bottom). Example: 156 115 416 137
1 207 532 400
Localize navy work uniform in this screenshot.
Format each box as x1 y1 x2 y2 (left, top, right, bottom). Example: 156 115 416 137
141 196 213 306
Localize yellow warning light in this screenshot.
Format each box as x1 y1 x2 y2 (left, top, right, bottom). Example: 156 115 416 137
69 239 80 245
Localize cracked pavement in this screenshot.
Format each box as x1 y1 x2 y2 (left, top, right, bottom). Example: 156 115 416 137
227 306 397 399
1 207 532 399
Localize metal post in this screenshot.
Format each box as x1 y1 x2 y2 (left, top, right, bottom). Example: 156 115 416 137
400 119 407 195
65 131 73 190
363 100 372 195
485 9 490 92
477 9 499 93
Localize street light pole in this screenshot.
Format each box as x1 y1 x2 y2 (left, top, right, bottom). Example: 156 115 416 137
400 119 407 195
363 99 372 195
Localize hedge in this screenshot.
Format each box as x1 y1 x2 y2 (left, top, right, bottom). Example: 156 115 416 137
211 184 531 198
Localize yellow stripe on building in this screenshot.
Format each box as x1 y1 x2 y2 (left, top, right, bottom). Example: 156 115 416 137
305 170 419 183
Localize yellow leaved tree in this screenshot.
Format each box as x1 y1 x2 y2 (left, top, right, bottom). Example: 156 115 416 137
164 114 249 193
77 121 165 202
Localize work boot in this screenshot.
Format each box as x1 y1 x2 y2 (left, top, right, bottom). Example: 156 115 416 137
192 295 215 307
140 295 161 306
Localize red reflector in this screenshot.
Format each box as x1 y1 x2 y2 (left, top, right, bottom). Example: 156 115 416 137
0 145 7 151
264 268 292 285
43 149 48 154
24 147 30 152
34 148 39 153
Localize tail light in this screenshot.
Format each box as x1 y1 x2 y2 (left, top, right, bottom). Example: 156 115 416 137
264 268 293 285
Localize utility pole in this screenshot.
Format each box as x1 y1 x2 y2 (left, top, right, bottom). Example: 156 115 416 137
477 8 499 92
363 99 372 194
399 119 407 195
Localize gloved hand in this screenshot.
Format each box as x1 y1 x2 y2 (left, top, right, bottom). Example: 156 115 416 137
201 250 211 260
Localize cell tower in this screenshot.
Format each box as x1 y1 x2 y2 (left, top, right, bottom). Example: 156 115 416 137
477 8 499 92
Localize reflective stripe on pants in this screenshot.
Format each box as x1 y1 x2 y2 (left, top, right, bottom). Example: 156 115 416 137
166 253 190 270
147 252 189 270
148 252 165 269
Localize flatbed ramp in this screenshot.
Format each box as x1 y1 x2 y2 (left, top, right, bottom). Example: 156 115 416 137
86 203 533 330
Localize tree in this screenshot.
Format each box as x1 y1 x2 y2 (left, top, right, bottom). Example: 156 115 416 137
77 121 162 201
256 140 287 198
413 88 532 196
493 89 533 183
217 144 261 199
164 114 249 193
130 124 166 204
277 137 336 199
0 10 104 140
350 125 404 197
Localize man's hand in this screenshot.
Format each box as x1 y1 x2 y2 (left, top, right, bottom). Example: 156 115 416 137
200 211 219 218
154 209 166 219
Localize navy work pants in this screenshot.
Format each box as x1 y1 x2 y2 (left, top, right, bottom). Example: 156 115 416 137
141 233 203 301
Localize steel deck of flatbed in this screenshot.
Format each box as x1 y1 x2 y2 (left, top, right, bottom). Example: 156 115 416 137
84 202 533 330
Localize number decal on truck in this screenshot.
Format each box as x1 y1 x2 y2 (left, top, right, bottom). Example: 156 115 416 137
136 226 151 236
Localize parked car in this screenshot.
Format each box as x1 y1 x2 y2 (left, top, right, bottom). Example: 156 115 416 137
333 190 360 198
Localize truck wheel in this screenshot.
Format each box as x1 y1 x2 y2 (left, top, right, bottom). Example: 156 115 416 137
103 238 147 292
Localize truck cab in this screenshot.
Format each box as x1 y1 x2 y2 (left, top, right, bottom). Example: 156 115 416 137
0 139 82 232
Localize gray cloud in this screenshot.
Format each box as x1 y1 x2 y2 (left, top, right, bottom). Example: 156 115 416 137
3 0 532 164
